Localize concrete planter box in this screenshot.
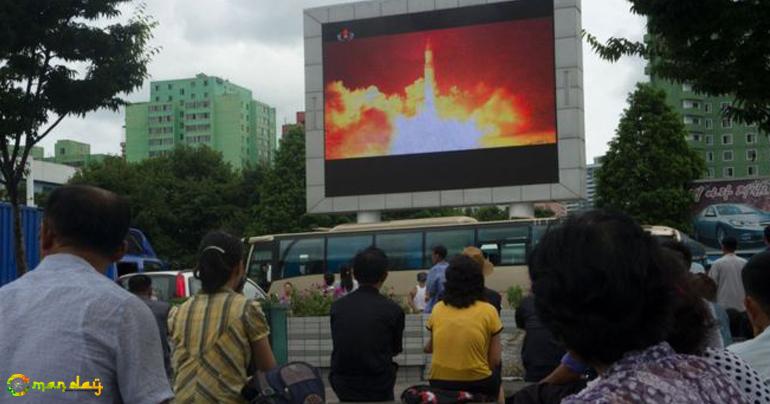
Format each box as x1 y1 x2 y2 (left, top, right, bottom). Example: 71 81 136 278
287 310 524 383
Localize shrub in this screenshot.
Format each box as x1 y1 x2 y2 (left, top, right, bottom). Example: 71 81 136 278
507 285 524 309
290 285 334 317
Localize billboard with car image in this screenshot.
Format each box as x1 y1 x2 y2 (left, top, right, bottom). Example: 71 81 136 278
691 178 770 251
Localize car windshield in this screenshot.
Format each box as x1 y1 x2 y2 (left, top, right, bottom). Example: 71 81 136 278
120 274 175 301
716 205 759 215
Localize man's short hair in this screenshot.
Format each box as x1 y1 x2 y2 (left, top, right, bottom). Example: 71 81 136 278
432 245 447 260
353 247 388 285
743 251 770 314
721 236 738 252
45 185 131 257
128 274 152 294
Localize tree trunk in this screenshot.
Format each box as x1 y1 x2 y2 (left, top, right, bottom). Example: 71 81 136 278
8 187 28 277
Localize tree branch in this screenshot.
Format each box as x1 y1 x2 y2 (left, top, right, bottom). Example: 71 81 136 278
36 114 66 142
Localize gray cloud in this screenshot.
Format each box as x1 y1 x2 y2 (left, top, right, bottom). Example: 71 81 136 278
43 0 647 162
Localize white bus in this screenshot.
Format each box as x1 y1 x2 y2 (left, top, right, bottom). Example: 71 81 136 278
245 216 556 299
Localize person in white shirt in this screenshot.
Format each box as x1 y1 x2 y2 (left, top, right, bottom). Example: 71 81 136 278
728 251 770 383
709 236 747 311
409 272 427 313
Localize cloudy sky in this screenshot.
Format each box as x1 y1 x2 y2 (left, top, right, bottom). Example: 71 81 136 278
39 0 646 163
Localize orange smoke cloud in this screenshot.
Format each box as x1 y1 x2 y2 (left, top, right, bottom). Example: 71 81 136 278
325 43 556 160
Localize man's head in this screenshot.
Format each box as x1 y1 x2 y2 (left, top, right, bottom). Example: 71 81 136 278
742 251 770 335
324 272 335 287
431 245 447 265
721 236 738 254
764 225 770 246
353 246 388 287
417 272 427 286
42 185 131 267
128 274 152 297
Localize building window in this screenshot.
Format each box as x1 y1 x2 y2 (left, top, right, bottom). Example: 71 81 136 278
723 150 733 161
154 96 159 102
154 85 159 91
705 119 713 129
722 134 733 145
191 81 196 87
691 133 702 142
721 118 733 129
748 166 758 176
682 83 692 92
191 93 196 99
180 89 184 95
705 135 714 145
723 167 734 177
167 84 172 90
683 116 702 125
720 102 730 112
704 103 712 113
203 80 208 86
747 133 757 144
706 151 714 162
707 168 715 178
204 92 208 98
682 100 701 109
167 95 172 102
747 149 758 162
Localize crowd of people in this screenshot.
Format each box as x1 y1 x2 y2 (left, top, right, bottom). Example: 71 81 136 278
2 184 770 404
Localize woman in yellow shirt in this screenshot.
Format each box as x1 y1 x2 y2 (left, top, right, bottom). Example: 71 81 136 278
425 254 503 398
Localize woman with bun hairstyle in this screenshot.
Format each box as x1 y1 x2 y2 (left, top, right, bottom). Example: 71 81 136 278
169 231 276 403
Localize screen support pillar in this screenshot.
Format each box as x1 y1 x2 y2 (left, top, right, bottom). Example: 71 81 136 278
357 211 382 224
509 203 534 219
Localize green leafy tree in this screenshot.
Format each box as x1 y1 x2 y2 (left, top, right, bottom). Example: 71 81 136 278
584 1 770 132
596 83 704 230
72 146 246 267
252 128 308 235
251 128 350 236
0 1 156 275
534 207 556 219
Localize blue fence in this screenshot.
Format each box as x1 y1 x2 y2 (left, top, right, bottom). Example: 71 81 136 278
1 203 43 287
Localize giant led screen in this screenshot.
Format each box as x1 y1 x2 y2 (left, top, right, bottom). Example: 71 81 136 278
323 0 557 197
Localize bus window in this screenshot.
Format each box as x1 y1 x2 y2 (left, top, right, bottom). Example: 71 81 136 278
279 238 324 278
478 226 530 265
424 229 475 267
248 243 274 290
327 235 373 273
501 242 527 265
376 232 423 270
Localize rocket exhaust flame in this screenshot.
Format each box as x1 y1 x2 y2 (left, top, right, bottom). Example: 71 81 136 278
324 19 556 161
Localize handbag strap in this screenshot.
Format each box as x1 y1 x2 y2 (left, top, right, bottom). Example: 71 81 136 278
257 371 275 397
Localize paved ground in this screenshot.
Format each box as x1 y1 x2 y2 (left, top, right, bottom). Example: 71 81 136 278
325 379 531 403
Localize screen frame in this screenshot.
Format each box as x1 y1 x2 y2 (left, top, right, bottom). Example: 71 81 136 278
304 0 585 213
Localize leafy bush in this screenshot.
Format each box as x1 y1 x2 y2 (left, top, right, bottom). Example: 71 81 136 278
289 285 334 317
506 285 524 309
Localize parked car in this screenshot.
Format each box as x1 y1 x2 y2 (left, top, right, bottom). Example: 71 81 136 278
692 203 770 249
117 270 267 302
643 225 709 268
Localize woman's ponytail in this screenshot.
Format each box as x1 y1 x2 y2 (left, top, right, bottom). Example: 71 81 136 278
195 231 244 294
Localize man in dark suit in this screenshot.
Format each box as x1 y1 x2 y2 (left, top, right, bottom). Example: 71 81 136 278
129 274 172 379
329 247 405 402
